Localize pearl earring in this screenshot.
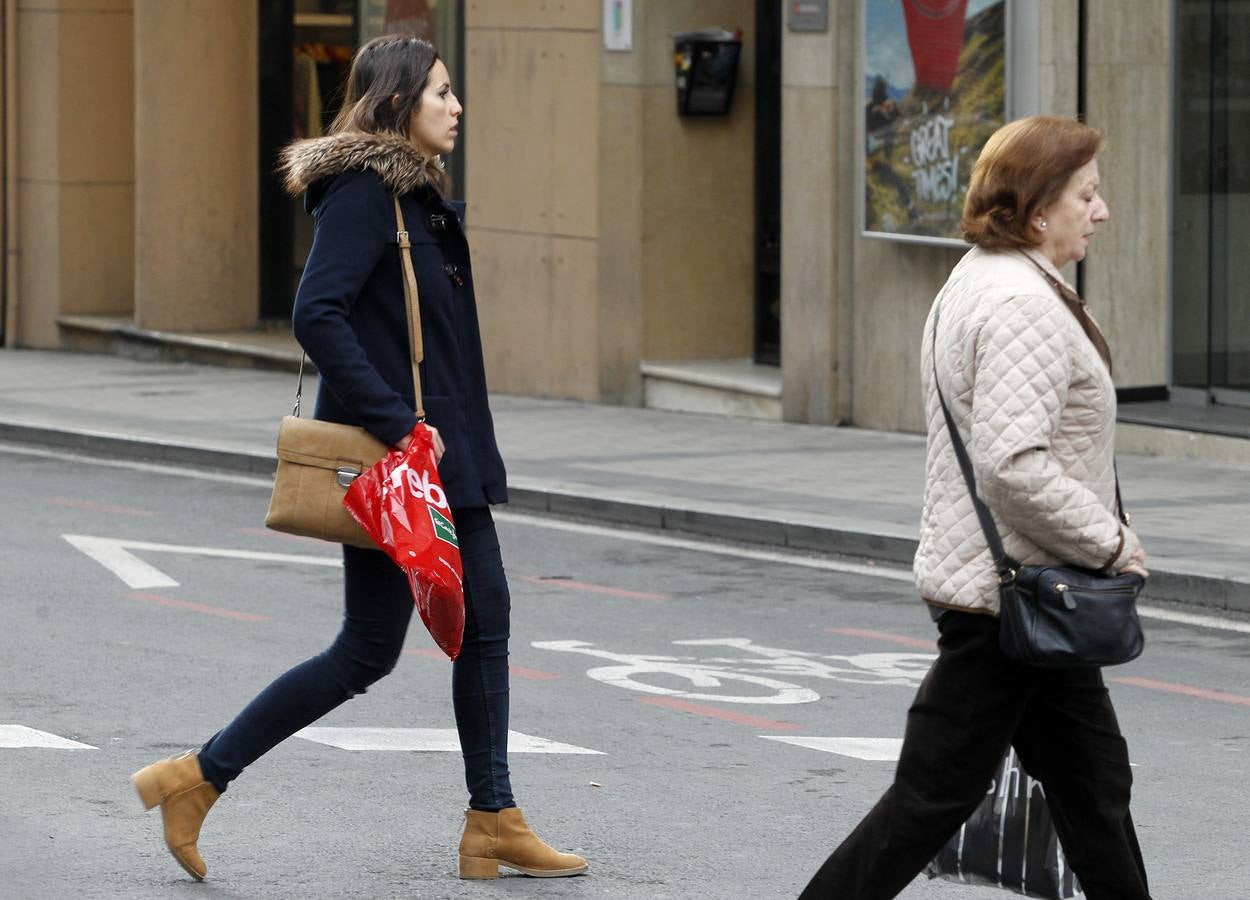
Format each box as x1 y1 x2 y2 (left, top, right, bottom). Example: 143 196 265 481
1039 220 1048 229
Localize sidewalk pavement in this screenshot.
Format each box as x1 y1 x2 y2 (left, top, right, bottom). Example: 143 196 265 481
2 347 1248 614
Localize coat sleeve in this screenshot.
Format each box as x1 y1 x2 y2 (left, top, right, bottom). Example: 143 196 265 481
968 293 1129 571
291 172 418 447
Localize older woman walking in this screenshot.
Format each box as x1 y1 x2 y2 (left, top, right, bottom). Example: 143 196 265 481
799 116 1152 899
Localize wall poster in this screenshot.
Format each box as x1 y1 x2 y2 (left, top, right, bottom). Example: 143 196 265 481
603 0 633 52
862 0 1009 245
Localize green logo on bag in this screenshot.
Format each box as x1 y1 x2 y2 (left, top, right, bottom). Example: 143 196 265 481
429 507 459 548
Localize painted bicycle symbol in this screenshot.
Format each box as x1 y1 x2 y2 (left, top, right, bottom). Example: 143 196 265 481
531 637 935 705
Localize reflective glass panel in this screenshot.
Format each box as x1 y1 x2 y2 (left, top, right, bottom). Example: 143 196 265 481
1173 0 1250 398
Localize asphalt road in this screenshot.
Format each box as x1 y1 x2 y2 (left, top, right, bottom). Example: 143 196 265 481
1 444 1248 899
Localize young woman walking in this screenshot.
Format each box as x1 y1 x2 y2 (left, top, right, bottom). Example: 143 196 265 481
131 35 587 885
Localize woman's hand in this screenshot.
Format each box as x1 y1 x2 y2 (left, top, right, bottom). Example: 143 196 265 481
1119 552 1149 578
394 424 445 464
425 425 446 463
1118 530 1149 577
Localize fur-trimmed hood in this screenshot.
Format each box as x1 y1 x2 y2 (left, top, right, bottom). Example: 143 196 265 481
279 130 446 199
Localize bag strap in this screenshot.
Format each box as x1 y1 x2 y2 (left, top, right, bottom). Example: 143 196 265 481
393 196 425 421
929 297 1130 582
293 195 425 422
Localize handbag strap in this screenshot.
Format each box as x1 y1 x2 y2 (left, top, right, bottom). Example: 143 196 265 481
393 196 425 421
293 196 425 422
929 297 1129 581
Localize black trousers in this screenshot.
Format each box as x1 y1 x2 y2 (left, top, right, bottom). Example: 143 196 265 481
799 611 1151 900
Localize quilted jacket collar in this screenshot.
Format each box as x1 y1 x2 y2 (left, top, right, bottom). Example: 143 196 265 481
1018 247 1076 293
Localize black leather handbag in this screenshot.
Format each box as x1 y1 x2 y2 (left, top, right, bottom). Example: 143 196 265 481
930 300 1145 668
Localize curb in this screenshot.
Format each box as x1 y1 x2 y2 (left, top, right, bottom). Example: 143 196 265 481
0 421 278 477
4 420 1248 615
505 486 918 564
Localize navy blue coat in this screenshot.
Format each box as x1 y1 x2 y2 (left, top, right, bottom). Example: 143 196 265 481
289 155 507 509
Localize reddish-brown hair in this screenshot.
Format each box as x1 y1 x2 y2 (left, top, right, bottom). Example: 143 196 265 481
961 116 1104 251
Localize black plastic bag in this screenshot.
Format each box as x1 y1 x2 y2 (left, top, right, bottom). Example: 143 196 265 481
925 749 1082 898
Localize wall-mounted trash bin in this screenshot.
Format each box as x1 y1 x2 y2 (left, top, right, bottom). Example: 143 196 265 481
673 28 742 116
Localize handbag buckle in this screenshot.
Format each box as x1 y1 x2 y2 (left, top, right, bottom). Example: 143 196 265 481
999 567 1018 585
336 467 359 488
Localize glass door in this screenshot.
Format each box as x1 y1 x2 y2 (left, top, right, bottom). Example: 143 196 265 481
1173 0 1250 406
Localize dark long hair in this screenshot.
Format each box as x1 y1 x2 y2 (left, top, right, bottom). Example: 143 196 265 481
329 35 441 137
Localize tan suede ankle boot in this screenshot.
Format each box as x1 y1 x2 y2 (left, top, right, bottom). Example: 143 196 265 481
458 807 588 879
131 750 220 881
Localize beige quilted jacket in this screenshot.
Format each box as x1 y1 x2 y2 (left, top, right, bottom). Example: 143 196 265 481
914 246 1140 615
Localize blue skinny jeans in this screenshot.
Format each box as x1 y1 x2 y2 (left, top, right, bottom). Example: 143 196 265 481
198 506 514 810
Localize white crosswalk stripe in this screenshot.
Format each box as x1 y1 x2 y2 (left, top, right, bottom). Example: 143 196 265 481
760 736 902 761
0 725 97 750
295 727 604 755
761 735 1139 768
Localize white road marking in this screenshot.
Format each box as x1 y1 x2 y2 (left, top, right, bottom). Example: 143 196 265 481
63 535 178 589
16 444 1245 636
761 736 903 761
294 727 604 755
535 637 933 704
534 639 823 705
1136 605 1250 635
494 510 916 583
0 441 273 487
0 725 97 750
761 735 1140 769
498 514 1250 636
63 534 340 589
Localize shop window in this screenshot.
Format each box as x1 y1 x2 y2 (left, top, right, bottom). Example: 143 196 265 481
260 0 464 320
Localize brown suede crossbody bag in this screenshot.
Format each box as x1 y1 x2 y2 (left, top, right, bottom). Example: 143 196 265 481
265 197 424 547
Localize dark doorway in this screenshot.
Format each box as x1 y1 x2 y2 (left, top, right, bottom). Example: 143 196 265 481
754 0 782 366
258 0 296 321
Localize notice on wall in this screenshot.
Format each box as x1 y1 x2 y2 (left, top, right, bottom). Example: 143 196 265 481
862 0 1008 245
788 1 830 32
603 0 633 52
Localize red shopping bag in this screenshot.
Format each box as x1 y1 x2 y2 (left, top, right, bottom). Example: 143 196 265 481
342 424 465 659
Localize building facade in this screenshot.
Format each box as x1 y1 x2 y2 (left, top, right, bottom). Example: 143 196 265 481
1 1 1245 462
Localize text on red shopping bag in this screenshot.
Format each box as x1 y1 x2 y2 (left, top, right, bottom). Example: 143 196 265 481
343 424 465 659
